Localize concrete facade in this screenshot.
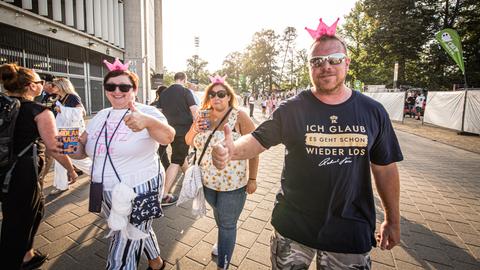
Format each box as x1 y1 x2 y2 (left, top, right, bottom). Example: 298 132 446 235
0 0 164 111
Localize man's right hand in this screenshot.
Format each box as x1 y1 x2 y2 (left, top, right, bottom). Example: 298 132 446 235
212 124 235 169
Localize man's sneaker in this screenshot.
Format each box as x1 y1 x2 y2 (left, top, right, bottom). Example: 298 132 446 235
161 194 178 206
211 243 218 256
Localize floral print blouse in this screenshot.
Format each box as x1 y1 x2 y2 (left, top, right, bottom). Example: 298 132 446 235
193 108 247 191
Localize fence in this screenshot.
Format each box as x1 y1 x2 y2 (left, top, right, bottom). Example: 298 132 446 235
363 90 480 135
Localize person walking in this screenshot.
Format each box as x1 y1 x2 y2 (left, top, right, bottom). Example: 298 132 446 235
261 97 267 116
158 72 198 206
405 92 415 118
212 18 402 269
0 64 78 270
150 85 170 170
248 94 255 117
69 59 175 269
185 75 258 269
415 92 426 120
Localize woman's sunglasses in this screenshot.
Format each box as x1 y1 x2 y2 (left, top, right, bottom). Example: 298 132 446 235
104 83 133 92
309 53 346 68
32 80 45 86
208 90 228 99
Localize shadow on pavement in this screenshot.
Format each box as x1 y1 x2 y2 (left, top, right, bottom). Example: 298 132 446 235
374 202 480 269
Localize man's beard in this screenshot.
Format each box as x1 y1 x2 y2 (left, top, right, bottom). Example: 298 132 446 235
313 74 345 93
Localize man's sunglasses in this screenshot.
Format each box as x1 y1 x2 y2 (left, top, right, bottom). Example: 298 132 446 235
104 83 133 92
309 53 346 68
208 90 228 99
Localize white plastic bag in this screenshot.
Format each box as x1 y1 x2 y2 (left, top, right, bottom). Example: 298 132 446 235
176 164 206 217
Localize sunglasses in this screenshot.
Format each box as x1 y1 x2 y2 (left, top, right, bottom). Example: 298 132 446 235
309 53 346 68
208 90 228 99
104 83 133 92
32 80 45 86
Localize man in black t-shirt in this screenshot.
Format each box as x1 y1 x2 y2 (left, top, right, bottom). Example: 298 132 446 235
212 34 402 269
158 72 197 206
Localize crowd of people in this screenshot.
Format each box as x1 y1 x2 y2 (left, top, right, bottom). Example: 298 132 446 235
0 18 403 270
245 92 297 118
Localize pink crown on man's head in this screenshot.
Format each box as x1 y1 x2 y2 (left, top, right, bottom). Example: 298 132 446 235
305 18 340 40
103 58 131 71
209 75 227 84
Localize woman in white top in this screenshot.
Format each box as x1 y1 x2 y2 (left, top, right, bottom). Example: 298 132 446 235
49 78 90 195
70 63 175 270
185 77 259 269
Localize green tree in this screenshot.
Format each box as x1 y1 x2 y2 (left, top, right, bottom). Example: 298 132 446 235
342 0 389 85
343 0 480 90
363 0 431 87
162 68 175 86
186 55 209 84
221 51 244 92
293 49 311 90
243 29 280 94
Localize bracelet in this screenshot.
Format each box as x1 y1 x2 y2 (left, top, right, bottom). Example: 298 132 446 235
248 178 256 181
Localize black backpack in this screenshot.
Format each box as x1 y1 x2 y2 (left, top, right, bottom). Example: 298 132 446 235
0 92 20 169
0 93 35 200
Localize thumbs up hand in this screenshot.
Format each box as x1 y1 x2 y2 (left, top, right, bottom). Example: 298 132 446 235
212 124 235 170
124 101 147 132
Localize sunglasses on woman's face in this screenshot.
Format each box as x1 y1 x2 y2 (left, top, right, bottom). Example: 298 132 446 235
309 53 346 68
32 80 45 86
104 83 133 92
209 90 228 99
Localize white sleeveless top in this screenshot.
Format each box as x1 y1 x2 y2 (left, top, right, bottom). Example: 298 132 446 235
193 108 247 191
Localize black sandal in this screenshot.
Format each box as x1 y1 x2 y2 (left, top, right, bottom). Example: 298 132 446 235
146 260 166 270
21 250 48 270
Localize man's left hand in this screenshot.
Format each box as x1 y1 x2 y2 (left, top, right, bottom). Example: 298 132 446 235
376 220 400 250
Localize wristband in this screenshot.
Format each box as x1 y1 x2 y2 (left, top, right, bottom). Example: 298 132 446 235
248 178 256 181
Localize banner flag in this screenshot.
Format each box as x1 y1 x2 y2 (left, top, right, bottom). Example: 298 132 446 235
435 29 465 74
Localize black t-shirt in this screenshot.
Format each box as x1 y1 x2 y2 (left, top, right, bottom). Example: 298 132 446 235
59 94 82 108
251 90 403 253
12 97 48 156
158 84 196 135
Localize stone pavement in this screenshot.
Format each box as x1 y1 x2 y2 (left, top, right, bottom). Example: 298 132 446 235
1 106 480 270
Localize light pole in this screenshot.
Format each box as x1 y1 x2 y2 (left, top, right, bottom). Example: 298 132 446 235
194 36 199 81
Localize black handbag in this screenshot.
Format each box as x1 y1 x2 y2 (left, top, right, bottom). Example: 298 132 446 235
88 182 103 213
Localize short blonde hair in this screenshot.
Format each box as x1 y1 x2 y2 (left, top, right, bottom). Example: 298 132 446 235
200 81 238 110
52 78 78 96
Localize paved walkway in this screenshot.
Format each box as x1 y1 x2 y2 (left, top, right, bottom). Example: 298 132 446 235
1 106 480 269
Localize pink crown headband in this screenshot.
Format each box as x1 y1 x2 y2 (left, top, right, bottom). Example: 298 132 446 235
103 58 131 71
209 75 227 84
305 18 340 39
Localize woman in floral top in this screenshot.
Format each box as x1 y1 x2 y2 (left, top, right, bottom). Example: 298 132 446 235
185 78 258 269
